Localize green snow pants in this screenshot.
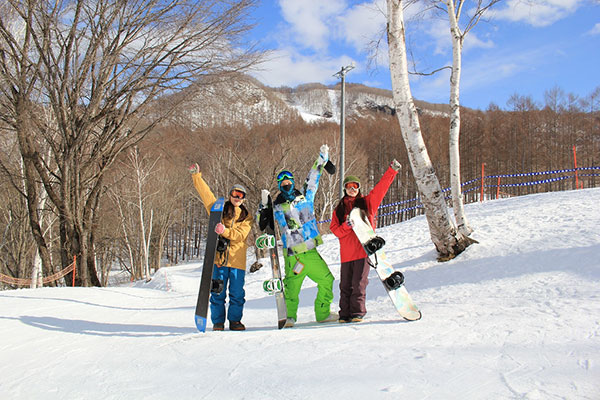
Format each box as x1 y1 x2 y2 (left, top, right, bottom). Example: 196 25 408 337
283 249 334 322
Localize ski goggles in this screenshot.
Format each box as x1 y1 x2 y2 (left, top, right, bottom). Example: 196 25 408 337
344 182 360 190
276 170 294 182
230 189 246 199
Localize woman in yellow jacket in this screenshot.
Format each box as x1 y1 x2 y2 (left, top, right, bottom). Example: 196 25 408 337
189 163 252 331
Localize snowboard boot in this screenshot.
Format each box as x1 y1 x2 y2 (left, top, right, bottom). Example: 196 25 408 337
317 312 339 323
229 321 246 331
350 316 364 323
284 318 296 328
212 323 225 331
338 316 351 323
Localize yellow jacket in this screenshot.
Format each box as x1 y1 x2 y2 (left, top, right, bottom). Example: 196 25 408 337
191 172 252 271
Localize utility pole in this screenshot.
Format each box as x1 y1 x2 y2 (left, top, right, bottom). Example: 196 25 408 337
334 62 355 198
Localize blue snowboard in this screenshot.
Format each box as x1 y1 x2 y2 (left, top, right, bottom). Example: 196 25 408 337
194 197 225 332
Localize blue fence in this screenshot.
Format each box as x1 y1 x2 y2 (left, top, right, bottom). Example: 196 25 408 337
318 166 600 225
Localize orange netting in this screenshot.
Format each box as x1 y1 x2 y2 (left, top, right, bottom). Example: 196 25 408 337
0 262 75 287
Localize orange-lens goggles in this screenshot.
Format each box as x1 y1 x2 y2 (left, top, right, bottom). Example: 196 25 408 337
345 182 360 190
230 189 245 199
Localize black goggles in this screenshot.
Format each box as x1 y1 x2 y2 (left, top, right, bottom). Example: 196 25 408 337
277 170 294 182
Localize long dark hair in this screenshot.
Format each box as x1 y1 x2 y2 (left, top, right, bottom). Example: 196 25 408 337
334 193 367 223
223 201 249 223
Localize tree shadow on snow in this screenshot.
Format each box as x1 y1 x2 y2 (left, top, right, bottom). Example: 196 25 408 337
19 315 195 337
396 243 600 293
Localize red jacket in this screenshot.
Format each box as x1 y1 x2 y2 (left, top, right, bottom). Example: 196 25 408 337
330 166 398 263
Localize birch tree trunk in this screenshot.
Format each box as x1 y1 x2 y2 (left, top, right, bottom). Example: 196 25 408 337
386 0 474 260
446 0 473 236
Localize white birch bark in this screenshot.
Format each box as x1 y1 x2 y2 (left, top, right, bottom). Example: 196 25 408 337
386 0 472 259
446 0 472 236
130 148 158 281
30 250 43 288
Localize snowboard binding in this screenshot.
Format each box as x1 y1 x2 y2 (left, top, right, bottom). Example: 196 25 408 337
364 236 386 256
211 279 224 295
383 271 405 290
263 278 283 295
255 233 275 250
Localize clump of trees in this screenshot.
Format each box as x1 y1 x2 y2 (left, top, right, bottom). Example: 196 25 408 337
0 0 263 287
2 81 598 289
1 1 598 289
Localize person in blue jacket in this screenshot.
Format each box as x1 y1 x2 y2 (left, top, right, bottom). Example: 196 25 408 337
258 145 337 327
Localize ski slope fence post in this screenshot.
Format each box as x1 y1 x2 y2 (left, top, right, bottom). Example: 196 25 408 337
497 176 501 199
573 145 579 189
480 163 485 202
164 268 170 291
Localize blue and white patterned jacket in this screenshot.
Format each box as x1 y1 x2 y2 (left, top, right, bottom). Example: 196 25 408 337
273 153 328 256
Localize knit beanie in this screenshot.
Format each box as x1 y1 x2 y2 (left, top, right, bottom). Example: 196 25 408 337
230 184 247 194
343 175 361 185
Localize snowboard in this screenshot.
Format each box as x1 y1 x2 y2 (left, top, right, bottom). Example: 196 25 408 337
348 207 422 321
257 193 287 329
194 197 225 332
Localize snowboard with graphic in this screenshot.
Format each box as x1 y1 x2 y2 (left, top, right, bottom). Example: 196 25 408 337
257 193 287 329
348 207 422 321
194 197 225 332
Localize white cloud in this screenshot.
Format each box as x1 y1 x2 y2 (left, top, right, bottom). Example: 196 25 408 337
490 0 584 27
249 48 356 88
411 43 561 104
278 0 346 52
427 19 451 56
338 1 386 51
337 1 389 68
463 33 495 52
418 13 496 57
587 22 600 36
458 45 555 92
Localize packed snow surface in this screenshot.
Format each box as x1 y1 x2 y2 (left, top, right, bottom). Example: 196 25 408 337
1 188 599 399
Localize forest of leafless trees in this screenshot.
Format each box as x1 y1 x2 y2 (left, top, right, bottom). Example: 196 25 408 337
2 81 597 289
0 0 598 289
0 0 263 287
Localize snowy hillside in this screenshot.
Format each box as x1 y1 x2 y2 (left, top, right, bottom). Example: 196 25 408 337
167 75 448 127
1 188 599 399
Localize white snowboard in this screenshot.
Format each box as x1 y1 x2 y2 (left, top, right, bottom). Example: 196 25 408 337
349 207 422 321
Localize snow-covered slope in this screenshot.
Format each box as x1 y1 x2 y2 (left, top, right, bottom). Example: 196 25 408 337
1 188 598 399
168 75 448 127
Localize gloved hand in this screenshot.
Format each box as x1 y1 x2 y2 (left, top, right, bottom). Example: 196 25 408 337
319 144 329 161
215 223 225 235
391 159 402 172
261 189 270 206
249 262 263 273
345 216 354 228
188 163 199 174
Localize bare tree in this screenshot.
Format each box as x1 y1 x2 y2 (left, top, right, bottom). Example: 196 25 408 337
386 0 474 260
127 147 157 281
0 0 263 286
434 0 500 236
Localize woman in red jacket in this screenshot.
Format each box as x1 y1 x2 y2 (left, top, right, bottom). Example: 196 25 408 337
330 160 402 322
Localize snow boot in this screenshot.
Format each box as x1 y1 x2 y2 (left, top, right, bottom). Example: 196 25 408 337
317 312 339 323
229 321 246 331
284 318 296 328
212 323 225 331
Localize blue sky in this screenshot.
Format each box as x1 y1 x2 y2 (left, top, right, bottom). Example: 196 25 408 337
247 0 600 110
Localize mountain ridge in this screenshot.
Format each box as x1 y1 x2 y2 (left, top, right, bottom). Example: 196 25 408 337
167 74 451 128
